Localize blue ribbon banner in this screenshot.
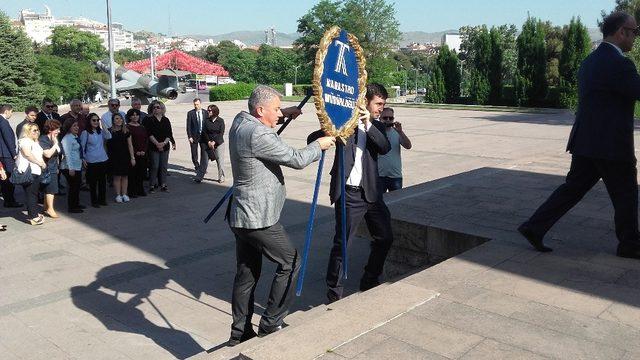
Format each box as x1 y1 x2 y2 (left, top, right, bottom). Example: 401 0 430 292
320 30 361 131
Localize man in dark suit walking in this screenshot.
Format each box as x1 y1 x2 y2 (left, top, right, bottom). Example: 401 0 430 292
518 11 640 258
325 83 393 302
0 104 22 208
186 98 207 174
36 98 60 132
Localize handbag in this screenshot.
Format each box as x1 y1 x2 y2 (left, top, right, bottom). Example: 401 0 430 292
39 166 52 185
9 165 32 186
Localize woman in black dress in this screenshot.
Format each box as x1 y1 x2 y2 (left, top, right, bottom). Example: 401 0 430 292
195 104 225 183
108 113 135 203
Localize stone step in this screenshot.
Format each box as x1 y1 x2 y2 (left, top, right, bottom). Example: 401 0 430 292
236 282 439 360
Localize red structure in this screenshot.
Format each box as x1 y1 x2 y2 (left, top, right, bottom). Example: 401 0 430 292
124 49 229 76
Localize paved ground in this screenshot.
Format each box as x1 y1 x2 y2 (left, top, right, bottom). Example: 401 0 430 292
2 101 638 359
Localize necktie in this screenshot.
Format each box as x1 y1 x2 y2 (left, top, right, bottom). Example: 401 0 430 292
197 111 202 133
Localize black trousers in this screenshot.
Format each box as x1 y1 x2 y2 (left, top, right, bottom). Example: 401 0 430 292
523 155 640 248
1 172 16 205
86 161 107 205
128 155 147 196
22 174 42 218
230 222 300 340
326 187 394 299
190 141 200 170
62 169 81 210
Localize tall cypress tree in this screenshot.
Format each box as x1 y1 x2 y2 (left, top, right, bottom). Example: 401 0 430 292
436 45 461 103
517 17 548 106
559 17 591 86
488 27 505 104
0 11 43 110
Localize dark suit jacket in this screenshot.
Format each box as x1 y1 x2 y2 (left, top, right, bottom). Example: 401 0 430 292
567 42 640 162
186 109 208 140
309 120 390 204
0 115 17 171
199 117 225 145
36 111 61 132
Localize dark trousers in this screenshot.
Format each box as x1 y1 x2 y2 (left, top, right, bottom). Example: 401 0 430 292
1 172 17 205
149 150 169 188
523 155 640 248
128 155 147 196
22 174 42 218
326 187 394 299
190 141 200 170
379 176 403 192
62 169 81 210
230 223 300 340
196 143 225 181
86 161 107 205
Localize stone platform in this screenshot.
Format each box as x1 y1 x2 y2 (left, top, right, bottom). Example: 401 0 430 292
2 101 639 359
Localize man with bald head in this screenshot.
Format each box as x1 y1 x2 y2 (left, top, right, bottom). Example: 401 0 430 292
61 99 87 134
519 11 640 259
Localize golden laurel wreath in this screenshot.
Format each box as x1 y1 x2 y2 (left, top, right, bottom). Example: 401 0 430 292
313 26 368 143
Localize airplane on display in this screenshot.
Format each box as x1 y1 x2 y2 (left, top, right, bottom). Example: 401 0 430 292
94 59 179 102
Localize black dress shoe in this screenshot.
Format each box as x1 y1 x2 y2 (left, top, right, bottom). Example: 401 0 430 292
257 323 288 338
68 208 84 214
91 203 100 208
617 244 640 259
359 277 380 292
4 202 23 208
517 224 552 252
77 205 86 209
228 330 257 346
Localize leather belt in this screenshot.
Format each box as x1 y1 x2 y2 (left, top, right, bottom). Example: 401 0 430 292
345 185 362 192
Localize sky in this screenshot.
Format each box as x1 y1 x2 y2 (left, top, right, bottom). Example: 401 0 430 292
0 0 618 35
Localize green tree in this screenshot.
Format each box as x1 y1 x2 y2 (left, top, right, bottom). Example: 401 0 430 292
219 49 258 83
294 0 401 67
114 48 147 65
488 27 505 104
558 17 591 109
49 26 105 62
517 17 548 106
460 25 492 104
253 45 297 84
366 56 398 88
425 67 446 103
559 17 591 85
436 45 460 102
0 11 43 110
36 54 99 102
468 69 490 105
540 21 563 87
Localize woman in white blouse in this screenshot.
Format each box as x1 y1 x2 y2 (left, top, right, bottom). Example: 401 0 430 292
17 123 48 225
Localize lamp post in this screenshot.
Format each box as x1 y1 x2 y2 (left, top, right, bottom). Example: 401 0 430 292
294 65 301 86
106 0 116 100
414 67 419 96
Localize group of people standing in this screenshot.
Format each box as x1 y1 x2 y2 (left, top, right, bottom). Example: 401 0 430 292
0 96 179 225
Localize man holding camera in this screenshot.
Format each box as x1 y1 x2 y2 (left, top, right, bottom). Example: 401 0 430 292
378 107 412 192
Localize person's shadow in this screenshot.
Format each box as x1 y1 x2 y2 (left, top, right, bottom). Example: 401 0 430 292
70 261 204 359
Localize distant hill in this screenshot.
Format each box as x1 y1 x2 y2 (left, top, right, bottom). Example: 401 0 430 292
182 27 603 48
184 31 300 46
400 30 458 46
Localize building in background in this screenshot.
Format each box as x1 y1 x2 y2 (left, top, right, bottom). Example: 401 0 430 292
16 6 134 51
442 33 462 53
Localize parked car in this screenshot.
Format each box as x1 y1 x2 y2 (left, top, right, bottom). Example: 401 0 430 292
417 88 427 95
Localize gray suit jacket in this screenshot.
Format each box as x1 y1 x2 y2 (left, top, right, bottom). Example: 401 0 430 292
228 111 321 229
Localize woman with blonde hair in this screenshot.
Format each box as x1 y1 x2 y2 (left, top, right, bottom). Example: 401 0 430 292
39 119 62 218
107 113 135 202
16 123 47 225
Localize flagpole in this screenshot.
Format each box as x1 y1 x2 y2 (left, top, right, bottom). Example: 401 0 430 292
106 0 116 99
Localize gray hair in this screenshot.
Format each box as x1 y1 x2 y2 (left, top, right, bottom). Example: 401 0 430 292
70 99 82 106
131 97 142 105
248 85 282 115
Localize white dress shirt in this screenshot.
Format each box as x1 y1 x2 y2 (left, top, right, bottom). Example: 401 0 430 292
346 120 371 186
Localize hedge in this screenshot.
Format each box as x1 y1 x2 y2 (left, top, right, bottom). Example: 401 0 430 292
209 83 313 101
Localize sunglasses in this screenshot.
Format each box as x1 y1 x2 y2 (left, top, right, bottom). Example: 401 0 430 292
381 116 394 120
109 103 119 107
45 105 54 108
